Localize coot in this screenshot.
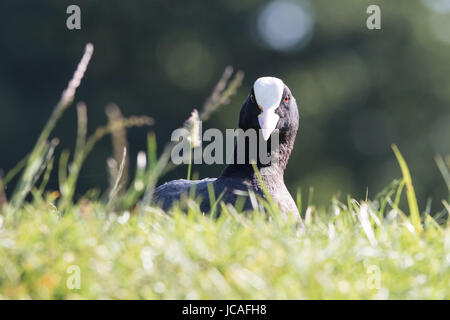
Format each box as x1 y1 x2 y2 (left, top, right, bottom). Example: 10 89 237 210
153 77 300 216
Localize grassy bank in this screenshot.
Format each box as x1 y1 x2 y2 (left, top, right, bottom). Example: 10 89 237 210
1 194 449 299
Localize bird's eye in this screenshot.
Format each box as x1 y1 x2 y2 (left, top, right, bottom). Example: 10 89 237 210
284 95 290 103
250 94 255 103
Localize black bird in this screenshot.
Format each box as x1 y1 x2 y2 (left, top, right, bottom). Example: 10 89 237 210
153 77 300 217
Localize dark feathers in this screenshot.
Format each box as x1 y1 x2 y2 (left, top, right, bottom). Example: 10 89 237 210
153 77 300 217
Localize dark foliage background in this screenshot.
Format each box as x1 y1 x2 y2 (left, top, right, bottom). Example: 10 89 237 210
1 0 449 206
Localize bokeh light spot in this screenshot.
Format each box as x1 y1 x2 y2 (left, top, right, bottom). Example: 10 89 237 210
428 13 450 44
257 0 314 52
421 0 450 13
157 38 216 90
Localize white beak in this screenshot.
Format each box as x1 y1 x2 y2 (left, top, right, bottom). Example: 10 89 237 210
258 108 280 141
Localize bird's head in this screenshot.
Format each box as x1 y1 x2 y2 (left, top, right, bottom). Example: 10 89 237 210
239 77 299 142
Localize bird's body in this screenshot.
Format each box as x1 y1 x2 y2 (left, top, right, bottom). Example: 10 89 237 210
153 166 298 215
153 77 300 217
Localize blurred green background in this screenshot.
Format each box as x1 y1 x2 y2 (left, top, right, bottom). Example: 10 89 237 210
0 0 449 207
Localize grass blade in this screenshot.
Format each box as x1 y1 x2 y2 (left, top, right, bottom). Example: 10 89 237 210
392 144 422 232
8 44 94 212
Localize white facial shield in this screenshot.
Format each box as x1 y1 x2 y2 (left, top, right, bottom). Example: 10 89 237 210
253 77 284 140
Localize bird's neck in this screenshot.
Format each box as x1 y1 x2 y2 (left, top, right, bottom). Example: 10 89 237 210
220 129 296 184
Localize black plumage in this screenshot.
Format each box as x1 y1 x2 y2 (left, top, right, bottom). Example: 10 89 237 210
153 77 300 217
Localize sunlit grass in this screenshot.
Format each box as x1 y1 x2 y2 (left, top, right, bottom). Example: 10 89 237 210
0 194 449 299
0 44 449 300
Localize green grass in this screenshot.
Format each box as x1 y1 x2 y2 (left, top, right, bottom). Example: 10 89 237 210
0 44 449 299
0 192 449 299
